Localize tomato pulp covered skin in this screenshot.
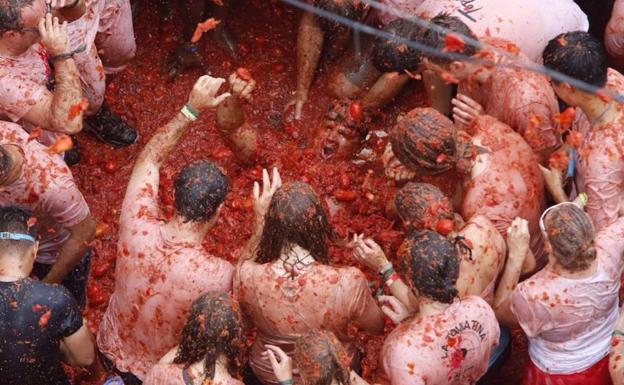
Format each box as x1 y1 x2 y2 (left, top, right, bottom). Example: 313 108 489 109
69 1 526 384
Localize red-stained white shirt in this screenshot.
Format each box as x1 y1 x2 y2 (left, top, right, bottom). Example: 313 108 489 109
0 121 90 264
574 69 624 233
606 0 624 67
144 363 245 385
461 115 547 268
458 38 561 161
234 261 376 385
377 0 588 63
379 296 500 385
511 217 624 374
97 171 234 380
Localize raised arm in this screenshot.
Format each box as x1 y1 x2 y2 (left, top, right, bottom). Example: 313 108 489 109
360 72 410 111
493 217 529 327
122 75 230 223
289 11 324 119
23 12 84 135
216 72 257 164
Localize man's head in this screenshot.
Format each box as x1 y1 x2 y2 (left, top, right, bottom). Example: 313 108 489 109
256 182 333 264
395 182 454 232
541 203 596 272
420 14 482 80
390 107 471 175
399 230 459 303
0 0 45 55
543 31 608 106
314 0 366 36
174 160 228 224
0 144 24 186
294 330 351 385
372 18 424 73
320 102 365 160
0 205 37 263
174 292 243 380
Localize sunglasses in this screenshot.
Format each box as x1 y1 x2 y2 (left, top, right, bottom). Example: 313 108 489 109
538 201 582 240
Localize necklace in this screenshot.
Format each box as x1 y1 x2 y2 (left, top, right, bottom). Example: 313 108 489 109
279 244 315 279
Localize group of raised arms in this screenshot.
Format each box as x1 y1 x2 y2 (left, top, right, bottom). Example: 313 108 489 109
2 1 624 385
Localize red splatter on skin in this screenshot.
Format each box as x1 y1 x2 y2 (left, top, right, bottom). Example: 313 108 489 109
47 135 73 154
566 132 584 149
443 34 465 53
27 217 38 228
68 98 89 120
236 67 252 81
440 71 460 85
38 309 52 329
435 219 454 235
95 223 110 238
191 18 220 43
27 127 43 142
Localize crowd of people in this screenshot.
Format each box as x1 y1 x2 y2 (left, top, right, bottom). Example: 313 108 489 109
2 0 624 385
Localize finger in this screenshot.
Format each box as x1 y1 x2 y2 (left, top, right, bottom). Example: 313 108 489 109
253 181 260 200
213 92 231 105
274 346 289 361
267 350 279 368
60 20 68 34
38 17 46 35
274 168 282 188
229 73 237 85
452 99 479 116
262 168 269 196
456 94 480 109
452 107 474 121
270 167 280 193
381 305 400 322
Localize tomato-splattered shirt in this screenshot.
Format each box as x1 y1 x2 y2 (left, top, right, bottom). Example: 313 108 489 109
144 363 245 385
0 121 91 265
377 0 588 63
457 38 561 162
97 168 234 380
461 115 547 268
574 69 624 232
511 216 624 374
378 296 500 385
234 261 376 385
0 278 83 385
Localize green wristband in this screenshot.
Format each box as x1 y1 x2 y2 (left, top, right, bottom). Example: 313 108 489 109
279 379 293 385
613 330 624 338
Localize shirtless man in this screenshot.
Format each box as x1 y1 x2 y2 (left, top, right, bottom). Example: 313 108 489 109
0 0 137 150
540 31 624 232
97 75 234 383
289 0 367 120
0 206 95 385
0 121 96 308
387 107 546 272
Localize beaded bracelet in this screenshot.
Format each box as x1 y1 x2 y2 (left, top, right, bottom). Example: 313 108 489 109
49 44 87 63
279 379 294 385
380 264 395 282
613 330 624 338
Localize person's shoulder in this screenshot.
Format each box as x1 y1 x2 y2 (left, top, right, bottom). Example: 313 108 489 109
333 265 367 283
26 279 77 306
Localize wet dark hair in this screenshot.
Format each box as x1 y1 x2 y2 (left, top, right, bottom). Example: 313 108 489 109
390 108 459 175
174 160 228 223
294 330 351 385
0 205 36 257
395 183 454 231
0 0 33 35
400 230 459 303
421 13 481 65
372 18 424 72
314 0 365 35
256 182 333 264
174 292 243 381
543 31 608 87
0 146 11 183
543 204 596 272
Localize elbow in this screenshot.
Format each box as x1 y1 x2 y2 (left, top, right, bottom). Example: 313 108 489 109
51 115 83 135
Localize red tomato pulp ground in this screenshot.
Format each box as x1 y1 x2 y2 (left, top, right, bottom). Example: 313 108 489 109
72 1 527 383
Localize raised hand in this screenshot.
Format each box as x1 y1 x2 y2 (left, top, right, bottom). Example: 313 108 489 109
507 217 530 264
38 12 70 57
452 94 483 128
351 235 390 272
253 168 282 220
187 75 231 113
228 72 256 101
379 295 410 325
262 344 293 383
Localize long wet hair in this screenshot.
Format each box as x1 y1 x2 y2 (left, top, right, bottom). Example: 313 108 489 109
173 292 243 381
421 13 481 65
314 0 366 35
400 230 459 303
543 204 596 272
256 182 333 264
294 330 351 385
390 108 460 175
395 182 454 232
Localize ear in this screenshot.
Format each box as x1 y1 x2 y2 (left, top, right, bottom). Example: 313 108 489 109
449 61 465 73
